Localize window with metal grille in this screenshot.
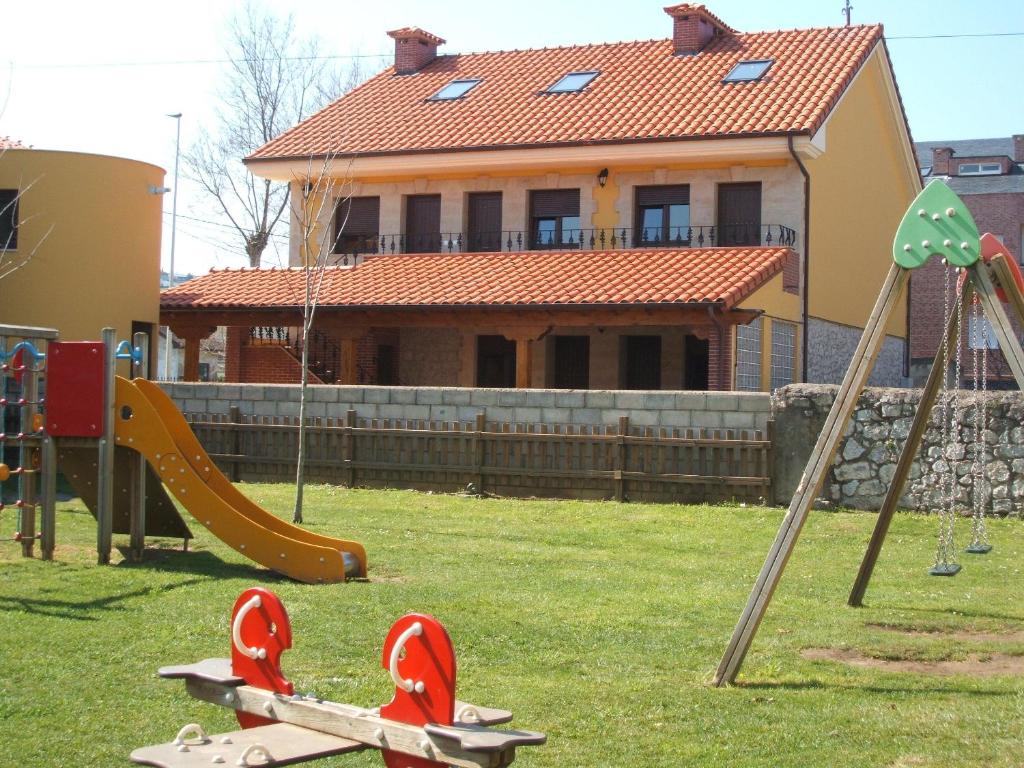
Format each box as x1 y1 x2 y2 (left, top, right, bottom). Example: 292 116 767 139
0 189 18 250
333 196 379 254
735 318 762 392
770 321 797 390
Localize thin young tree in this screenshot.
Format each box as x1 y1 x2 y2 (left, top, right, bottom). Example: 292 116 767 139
290 155 353 524
185 3 365 268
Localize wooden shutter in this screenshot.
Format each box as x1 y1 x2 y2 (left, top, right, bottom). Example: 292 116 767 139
467 192 502 252
336 196 379 237
635 185 689 206
530 189 580 217
717 183 762 246
405 195 441 252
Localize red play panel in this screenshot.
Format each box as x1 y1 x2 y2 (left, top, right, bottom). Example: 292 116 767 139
45 342 105 437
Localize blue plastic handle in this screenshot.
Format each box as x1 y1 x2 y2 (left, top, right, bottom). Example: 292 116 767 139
114 340 143 364
0 340 46 362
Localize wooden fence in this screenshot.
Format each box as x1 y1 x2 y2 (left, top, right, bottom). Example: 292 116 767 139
184 409 773 505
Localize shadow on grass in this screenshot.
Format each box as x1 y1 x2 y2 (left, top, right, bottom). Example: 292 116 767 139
114 547 287 583
737 679 1015 697
873 603 1024 624
0 578 206 621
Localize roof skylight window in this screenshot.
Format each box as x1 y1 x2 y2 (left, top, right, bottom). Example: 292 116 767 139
723 60 773 83
546 71 599 93
429 79 482 101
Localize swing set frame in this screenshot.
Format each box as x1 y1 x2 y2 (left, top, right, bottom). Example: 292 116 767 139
713 185 1024 687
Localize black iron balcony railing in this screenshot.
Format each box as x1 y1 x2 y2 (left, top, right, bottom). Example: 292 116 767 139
248 326 341 383
335 225 797 256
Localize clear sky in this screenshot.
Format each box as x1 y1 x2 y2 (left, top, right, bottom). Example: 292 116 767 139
3 0 1023 278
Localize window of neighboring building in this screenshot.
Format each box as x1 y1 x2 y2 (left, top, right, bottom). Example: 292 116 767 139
635 185 691 246
621 335 661 390
546 71 599 93
735 318 762 392
958 162 1001 175
551 336 589 389
334 196 380 254
724 59 772 83
429 79 482 100
919 166 932 177
529 189 581 248
0 189 18 250
770 321 797 390
968 315 998 350
717 182 762 246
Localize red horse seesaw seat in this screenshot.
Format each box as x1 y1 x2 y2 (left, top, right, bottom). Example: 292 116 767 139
130 587 546 768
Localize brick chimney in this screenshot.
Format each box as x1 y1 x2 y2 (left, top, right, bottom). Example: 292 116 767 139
664 4 735 55
1013 134 1024 163
387 27 446 75
931 146 954 175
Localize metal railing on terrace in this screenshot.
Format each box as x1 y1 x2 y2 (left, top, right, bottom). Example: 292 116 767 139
334 225 797 257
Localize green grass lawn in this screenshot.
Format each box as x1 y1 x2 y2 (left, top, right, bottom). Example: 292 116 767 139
1 486 1022 767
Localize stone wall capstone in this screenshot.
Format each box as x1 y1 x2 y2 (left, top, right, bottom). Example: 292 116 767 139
772 383 1024 514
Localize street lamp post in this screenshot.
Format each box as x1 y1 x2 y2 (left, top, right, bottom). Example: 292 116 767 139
163 112 182 380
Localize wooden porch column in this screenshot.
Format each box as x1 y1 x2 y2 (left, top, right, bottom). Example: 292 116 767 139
501 327 549 389
170 326 217 382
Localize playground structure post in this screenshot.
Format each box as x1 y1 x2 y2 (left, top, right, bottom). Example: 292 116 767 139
128 331 149 561
18 347 40 557
39 435 56 560
96 327 116 564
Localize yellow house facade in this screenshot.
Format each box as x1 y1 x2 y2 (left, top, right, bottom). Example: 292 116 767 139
165 5 919 392
0 148 164 361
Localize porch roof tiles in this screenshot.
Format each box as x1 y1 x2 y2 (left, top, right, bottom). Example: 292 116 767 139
161 246 791 312
249 21 882 160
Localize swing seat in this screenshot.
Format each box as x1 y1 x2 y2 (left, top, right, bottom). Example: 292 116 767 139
965 543 993 554
929 563 961 577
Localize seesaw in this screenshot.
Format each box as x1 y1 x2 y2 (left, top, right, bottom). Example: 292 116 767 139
131 588 546 768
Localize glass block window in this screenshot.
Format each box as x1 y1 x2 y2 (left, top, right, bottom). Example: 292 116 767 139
735 317 762 392
968 315 998 350
770 321 797 390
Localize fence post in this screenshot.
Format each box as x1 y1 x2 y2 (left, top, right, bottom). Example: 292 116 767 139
345 409 357 488
614 415 629 502
765 418 775 506
474 412 486 495
229 406 241 482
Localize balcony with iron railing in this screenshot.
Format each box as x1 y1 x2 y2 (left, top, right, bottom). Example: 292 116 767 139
335 225 797 257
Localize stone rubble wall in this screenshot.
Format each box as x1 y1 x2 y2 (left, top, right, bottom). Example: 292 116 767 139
772 384 1024 514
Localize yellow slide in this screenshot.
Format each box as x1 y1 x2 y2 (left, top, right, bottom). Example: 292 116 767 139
113 376 367 583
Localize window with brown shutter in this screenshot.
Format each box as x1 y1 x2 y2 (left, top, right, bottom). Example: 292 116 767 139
467 192 502 252
634 185 690 246
529 189 581 249
405 194 442 253
334 196 379 254
717 183 762 246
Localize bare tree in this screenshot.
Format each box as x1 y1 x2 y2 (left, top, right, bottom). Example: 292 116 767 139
185 3 365 268
1 138 54 281
290 155 353 523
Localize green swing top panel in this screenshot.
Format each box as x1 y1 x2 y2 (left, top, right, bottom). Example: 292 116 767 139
892 180 980 269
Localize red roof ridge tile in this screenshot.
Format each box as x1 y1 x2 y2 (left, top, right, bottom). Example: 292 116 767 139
387 27 446 46
663 4 737 34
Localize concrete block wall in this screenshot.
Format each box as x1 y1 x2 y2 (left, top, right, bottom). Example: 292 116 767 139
160 383 773 432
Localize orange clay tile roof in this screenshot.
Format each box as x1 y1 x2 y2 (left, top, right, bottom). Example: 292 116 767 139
249 22 882 160
161 247 791 312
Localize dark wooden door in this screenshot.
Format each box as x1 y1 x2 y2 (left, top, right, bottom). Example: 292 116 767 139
405 195 441 253
717 183 762 246
552 336 589 389
623 335 661 390
683 334 709 390
476 335 516 387
467 192 502 252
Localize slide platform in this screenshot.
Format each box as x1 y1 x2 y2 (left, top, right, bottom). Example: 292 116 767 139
113 376 367 583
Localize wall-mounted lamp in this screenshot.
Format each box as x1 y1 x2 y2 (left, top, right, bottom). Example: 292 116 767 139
149 185 171 195
597 168 609 188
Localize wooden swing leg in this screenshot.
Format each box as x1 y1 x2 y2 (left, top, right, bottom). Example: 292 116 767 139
848 284 970 605
713 263 908 686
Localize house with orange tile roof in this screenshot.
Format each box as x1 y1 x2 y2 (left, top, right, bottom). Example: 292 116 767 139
162 4 920 391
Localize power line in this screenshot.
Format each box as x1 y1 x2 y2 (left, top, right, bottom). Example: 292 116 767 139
18 52 391 71
163 210 288 241
15 31 1024 70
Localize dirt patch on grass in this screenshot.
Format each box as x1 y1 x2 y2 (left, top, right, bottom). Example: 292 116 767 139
866 622 1024 643
802 647 1024 676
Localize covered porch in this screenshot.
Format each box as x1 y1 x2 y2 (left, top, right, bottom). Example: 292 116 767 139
160 246 793 390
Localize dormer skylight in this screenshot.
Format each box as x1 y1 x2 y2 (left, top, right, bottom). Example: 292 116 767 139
430 79 482 101
546 71 599 93
723 59 773 83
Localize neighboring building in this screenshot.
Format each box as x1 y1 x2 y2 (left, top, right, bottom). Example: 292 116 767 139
912 136 1024 386
0 146 164 371
162 4 919 391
